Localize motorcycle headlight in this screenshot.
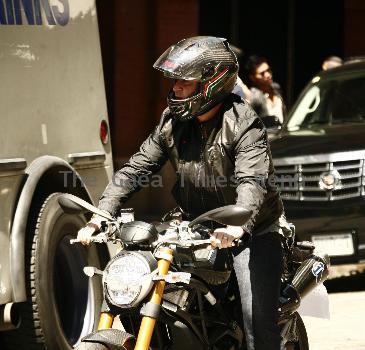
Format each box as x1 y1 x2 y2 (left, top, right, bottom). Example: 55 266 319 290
103 251 157 308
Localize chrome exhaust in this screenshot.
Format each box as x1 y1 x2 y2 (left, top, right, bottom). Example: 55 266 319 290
279 254 330 314
291 253 330 298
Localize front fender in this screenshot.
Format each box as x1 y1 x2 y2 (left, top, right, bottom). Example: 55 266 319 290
81 329 135 350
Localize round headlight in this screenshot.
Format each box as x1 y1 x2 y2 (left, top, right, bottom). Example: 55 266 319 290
103 251 157 308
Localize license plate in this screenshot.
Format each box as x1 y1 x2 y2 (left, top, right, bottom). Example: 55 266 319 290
311 233 354 256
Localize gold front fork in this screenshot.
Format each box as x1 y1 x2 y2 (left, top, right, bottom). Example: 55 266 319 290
134 247 173 350
97 312 114 330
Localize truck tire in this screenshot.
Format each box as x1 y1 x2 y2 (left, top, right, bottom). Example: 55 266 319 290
3 192 104 349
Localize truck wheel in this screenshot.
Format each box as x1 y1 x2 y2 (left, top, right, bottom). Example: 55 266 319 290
3 192 104 349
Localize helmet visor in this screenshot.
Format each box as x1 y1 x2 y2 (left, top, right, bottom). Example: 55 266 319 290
153 45 206 81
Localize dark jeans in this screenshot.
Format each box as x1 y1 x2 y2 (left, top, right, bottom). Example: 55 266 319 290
232 232 283 350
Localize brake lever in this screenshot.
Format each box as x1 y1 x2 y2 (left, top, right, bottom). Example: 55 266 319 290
182 238 244 248
196 237 246 249
186 238 211 247
69 232 109 245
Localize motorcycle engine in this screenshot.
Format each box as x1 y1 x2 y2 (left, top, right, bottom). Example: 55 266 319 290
177 247 232 285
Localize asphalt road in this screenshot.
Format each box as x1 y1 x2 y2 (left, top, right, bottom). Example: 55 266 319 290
303 269 365 350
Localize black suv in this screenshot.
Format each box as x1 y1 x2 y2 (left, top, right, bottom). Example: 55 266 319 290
270 59 365 265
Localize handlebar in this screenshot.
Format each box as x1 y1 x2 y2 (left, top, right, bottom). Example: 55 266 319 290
155 237 245 249
69 223 246 248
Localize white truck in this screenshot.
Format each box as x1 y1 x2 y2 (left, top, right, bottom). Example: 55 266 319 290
0 1 113 349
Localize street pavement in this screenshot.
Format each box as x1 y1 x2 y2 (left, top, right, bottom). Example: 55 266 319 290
1 268 364 349
303 270 365 350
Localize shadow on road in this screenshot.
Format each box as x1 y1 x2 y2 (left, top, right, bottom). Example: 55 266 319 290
324 271 365 293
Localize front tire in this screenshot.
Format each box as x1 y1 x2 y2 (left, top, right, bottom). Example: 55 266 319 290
4 193 104 349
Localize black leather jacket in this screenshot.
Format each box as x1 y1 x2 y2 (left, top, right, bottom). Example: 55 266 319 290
99 94 283 235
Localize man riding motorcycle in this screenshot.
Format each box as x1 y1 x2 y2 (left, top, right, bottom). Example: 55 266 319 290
78 36 292 350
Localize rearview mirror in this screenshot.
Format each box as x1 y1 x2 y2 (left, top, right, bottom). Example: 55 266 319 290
58 193 113 220
188 205 252 228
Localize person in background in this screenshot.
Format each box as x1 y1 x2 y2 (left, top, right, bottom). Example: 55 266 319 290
322 55 343 70
244 55 286 125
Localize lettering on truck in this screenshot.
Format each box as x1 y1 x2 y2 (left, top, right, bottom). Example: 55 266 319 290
0 0 70 26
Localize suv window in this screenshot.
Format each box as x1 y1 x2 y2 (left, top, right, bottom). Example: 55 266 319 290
287 72 365 131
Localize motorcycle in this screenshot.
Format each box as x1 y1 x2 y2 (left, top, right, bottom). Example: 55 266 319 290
58 193 330 350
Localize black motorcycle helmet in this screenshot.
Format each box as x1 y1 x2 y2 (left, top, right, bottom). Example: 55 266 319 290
153 36 239 121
